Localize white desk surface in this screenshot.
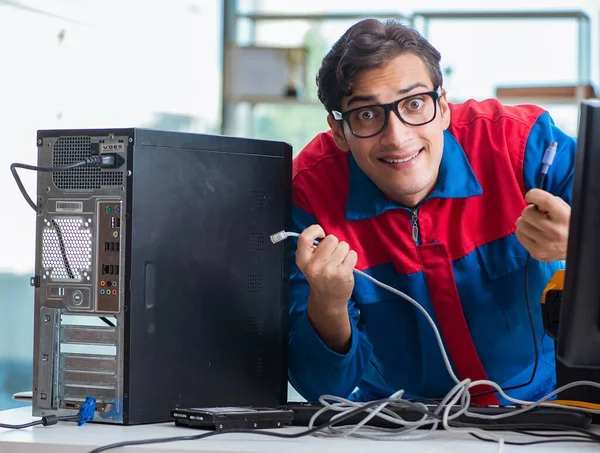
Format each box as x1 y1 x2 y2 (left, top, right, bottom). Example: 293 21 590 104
1 405 597 453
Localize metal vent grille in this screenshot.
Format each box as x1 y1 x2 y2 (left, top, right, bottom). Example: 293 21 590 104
52 136 123 190
246 316 264 336
250 190 266 211
246 274 263 295
248 233 265 252
256 357 263 377
42 217 92 280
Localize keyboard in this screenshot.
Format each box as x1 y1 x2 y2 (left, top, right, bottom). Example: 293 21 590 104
278 402 592 430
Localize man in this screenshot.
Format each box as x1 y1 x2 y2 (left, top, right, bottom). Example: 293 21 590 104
288 18 574 406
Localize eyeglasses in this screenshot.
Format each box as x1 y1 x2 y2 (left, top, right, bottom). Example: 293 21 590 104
332 89 441 139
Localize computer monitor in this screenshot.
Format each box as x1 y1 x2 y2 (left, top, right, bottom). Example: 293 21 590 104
557 99 600 368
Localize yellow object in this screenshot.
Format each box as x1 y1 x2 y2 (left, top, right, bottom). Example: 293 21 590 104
551 399 600 410
541 269 565 305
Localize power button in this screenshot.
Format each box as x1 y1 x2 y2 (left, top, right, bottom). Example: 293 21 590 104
72 290 84 306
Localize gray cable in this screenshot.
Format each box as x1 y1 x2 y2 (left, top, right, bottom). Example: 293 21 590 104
272 230 600 450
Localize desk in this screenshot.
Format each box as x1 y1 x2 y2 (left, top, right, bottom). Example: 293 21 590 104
0 406 596 452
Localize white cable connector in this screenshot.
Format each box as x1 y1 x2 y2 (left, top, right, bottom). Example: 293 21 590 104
270 230 297 244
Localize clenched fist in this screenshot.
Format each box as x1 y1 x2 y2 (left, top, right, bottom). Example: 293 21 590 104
295 224 358 353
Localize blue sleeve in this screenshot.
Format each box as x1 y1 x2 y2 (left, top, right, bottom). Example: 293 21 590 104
523 111 576 204
288 204 373 401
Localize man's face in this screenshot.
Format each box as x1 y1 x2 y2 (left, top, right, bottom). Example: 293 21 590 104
328 53 451 208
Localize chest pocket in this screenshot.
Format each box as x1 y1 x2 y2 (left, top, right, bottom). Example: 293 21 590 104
475 233 530 328
477 233 529 280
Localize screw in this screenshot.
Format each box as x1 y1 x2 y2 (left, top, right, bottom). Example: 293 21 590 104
42 354 48 361
37 139 42 145
128 137 133 143
127 170 132 176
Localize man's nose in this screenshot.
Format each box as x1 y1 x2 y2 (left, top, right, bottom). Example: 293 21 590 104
379 110 414 147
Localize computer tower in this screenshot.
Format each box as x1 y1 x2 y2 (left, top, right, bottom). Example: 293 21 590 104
31 128 292 424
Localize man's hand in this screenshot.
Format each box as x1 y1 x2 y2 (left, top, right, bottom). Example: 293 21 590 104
296 224 358 314
295 224 358 353
515 189 571 262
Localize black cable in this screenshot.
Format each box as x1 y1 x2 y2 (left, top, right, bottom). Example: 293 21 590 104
87 399 430 453
87 396 600 453
470 254 539 399
10 157 103 212
51 219 113 328
539 173 547 192
0 415 79 429
470 432 595 446
100 317 115 327
11 157 116 329
51 219 74 279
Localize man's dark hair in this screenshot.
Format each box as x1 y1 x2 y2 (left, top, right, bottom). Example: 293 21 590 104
316 19 443 113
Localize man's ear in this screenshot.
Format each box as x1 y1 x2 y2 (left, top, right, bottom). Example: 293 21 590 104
327 114 350 152
438 88 451 130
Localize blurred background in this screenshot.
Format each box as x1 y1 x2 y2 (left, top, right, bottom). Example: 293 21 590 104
0 0 598 410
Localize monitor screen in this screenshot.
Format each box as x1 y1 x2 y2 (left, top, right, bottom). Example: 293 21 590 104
557 99 600 368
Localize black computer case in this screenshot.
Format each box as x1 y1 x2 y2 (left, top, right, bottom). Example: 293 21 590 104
32 128 292 424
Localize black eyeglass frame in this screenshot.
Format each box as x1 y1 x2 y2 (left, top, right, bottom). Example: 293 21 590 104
332 88 443 139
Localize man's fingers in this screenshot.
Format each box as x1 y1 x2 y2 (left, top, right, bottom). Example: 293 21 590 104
515 228 538 254
521 203 569 243
520 206 551 233
516 216 542 243
296 225 326 264
524 189 570 219
341 250 358 273
327 241 350 267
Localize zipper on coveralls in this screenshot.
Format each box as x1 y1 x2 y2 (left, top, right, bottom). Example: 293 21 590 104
411 208 420 244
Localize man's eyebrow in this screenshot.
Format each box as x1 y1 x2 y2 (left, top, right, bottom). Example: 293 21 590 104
346 82 431 108
398 82 430 95
346 94 378 108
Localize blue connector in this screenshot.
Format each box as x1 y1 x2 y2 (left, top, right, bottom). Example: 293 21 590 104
77 397 96 426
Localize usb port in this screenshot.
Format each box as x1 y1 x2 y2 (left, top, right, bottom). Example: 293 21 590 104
111 217 121 229
115 242 120 252
104 242 110 252
115 265 119 275
109 242 115 252
109 265 115 275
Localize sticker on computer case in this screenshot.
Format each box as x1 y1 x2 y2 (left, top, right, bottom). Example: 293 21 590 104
101 143 125 152
56 201 83 212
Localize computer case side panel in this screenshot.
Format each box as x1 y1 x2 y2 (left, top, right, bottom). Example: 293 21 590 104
124 132 291 424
